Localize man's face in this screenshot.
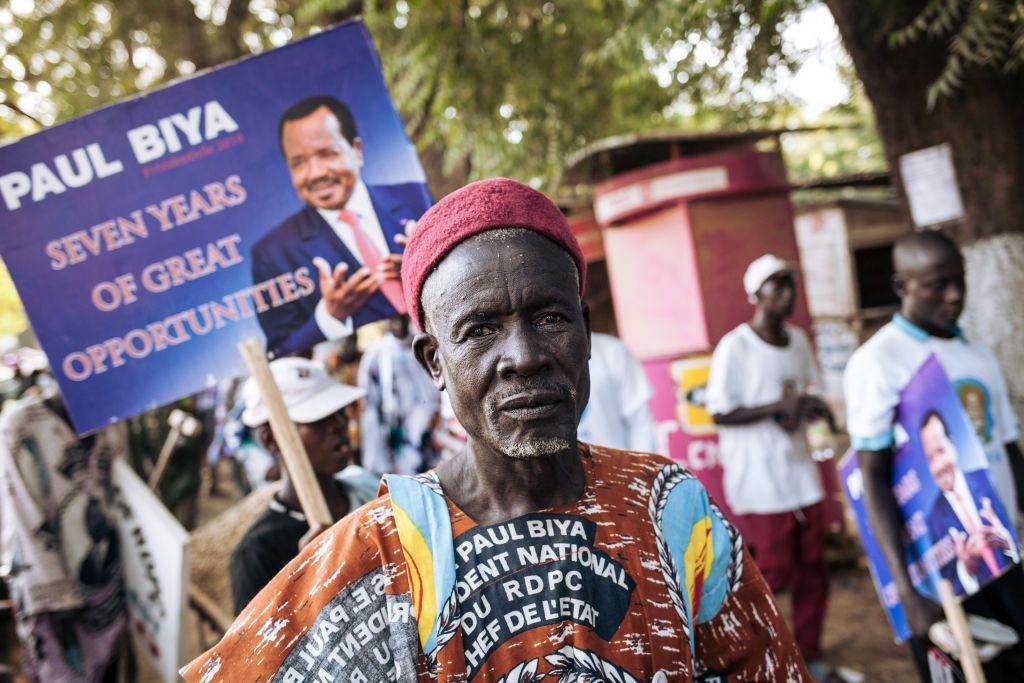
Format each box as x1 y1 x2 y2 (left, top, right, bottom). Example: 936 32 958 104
756 271 796 318
922 415 957 491
898 256 965 334
281 106 363 211
296 405 357 476
416 230 590 460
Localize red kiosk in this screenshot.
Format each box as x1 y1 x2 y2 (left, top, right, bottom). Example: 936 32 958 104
567 130 827 518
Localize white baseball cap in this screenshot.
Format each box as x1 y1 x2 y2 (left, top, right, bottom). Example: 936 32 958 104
743 254 793 297
241 357 365 428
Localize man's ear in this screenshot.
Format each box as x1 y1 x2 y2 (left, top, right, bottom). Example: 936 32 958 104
412 332 446 391
581 301 592 361
892 272 908 299
353 137 364 165
257 424 280 457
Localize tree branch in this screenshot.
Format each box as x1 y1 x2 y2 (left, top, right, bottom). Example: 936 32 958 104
1 100 43 127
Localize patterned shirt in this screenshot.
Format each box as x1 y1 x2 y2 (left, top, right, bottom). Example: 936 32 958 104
181 445 808 682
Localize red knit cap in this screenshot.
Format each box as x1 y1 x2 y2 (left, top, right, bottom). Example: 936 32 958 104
401 178 587 331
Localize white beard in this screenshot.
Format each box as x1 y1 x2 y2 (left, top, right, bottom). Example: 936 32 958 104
501 436 572 459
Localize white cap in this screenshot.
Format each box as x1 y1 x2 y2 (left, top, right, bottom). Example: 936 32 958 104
241 357 365 428
743 254 793 297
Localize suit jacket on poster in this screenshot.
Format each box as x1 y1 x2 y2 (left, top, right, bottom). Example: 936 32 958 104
928 469 1014 592
252 182 431 357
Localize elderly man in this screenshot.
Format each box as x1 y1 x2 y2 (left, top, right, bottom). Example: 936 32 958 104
182 179 807 682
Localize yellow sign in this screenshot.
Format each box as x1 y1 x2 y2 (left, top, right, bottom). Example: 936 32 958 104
669 355 716 436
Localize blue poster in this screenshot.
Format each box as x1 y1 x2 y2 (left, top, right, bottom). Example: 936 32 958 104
0 21 431 433
840 354 1020 641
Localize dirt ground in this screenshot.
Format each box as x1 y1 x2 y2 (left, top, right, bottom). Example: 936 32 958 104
779 568 918 681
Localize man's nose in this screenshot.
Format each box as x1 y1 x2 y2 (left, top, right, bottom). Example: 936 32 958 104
308 155 329 179
496 322 549 378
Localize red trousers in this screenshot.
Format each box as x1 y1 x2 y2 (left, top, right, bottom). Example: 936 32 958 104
735 501 829 661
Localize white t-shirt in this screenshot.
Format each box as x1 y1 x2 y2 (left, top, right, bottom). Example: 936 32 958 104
705 323 825 515
577 333 657 453
843 315 1020 524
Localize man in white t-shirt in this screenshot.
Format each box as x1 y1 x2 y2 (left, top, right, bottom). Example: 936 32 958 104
577 332 657 452
707 254 834 674
358 314 441 474
844 229 1024 680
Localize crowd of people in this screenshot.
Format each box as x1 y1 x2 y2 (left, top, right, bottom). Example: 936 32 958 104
0 178 1022 682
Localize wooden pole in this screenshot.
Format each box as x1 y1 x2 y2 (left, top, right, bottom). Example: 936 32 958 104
237 338 333 527
188 583 233 634
148 409 200 490
148 424 182 490
937 578 987 683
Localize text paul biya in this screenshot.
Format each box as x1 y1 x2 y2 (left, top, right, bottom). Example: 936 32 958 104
453 514 636 677
0 100 238 211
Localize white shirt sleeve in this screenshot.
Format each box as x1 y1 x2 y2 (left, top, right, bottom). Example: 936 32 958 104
625 403 658 453
705 333 742 416
314 299 355 339
956 555 981 595
843 349 898 451
613 337 654 418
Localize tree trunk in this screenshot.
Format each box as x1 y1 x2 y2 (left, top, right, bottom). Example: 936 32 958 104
960 235 1024 421
824 0 1024 243
826 1 1024 414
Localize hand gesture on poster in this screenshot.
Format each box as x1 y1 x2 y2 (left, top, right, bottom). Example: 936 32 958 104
313 257 380 321
980 497 1016 554
951 527 985 575
373 219 417 279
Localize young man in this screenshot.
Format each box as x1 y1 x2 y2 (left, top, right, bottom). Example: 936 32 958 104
0 392 129 682
358 314 441 474
229 357 378 614
844 229 1024 680
182 178 809 682
706 254 834 676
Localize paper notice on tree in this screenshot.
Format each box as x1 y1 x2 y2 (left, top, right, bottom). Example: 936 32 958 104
899 143 965 227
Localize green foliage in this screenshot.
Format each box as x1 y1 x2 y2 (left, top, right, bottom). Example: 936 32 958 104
891 0 1024 107
0 0 823 189
354 0 820 189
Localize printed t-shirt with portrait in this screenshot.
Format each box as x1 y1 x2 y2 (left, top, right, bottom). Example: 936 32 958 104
180 445 809 682
844 314 1021 525
705 323 825 515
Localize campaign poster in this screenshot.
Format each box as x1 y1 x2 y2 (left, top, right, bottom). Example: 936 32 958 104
111 459 190 682
668 355 716 436
840 354 1020 641
0 21 431 433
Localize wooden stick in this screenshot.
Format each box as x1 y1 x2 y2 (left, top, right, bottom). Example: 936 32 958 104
147 424 182 490
188 583 232 635
237 338 333 527
937 578 987 683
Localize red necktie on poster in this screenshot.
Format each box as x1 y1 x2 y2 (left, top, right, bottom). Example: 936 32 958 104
953 490 1001 577
338 209 407 314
